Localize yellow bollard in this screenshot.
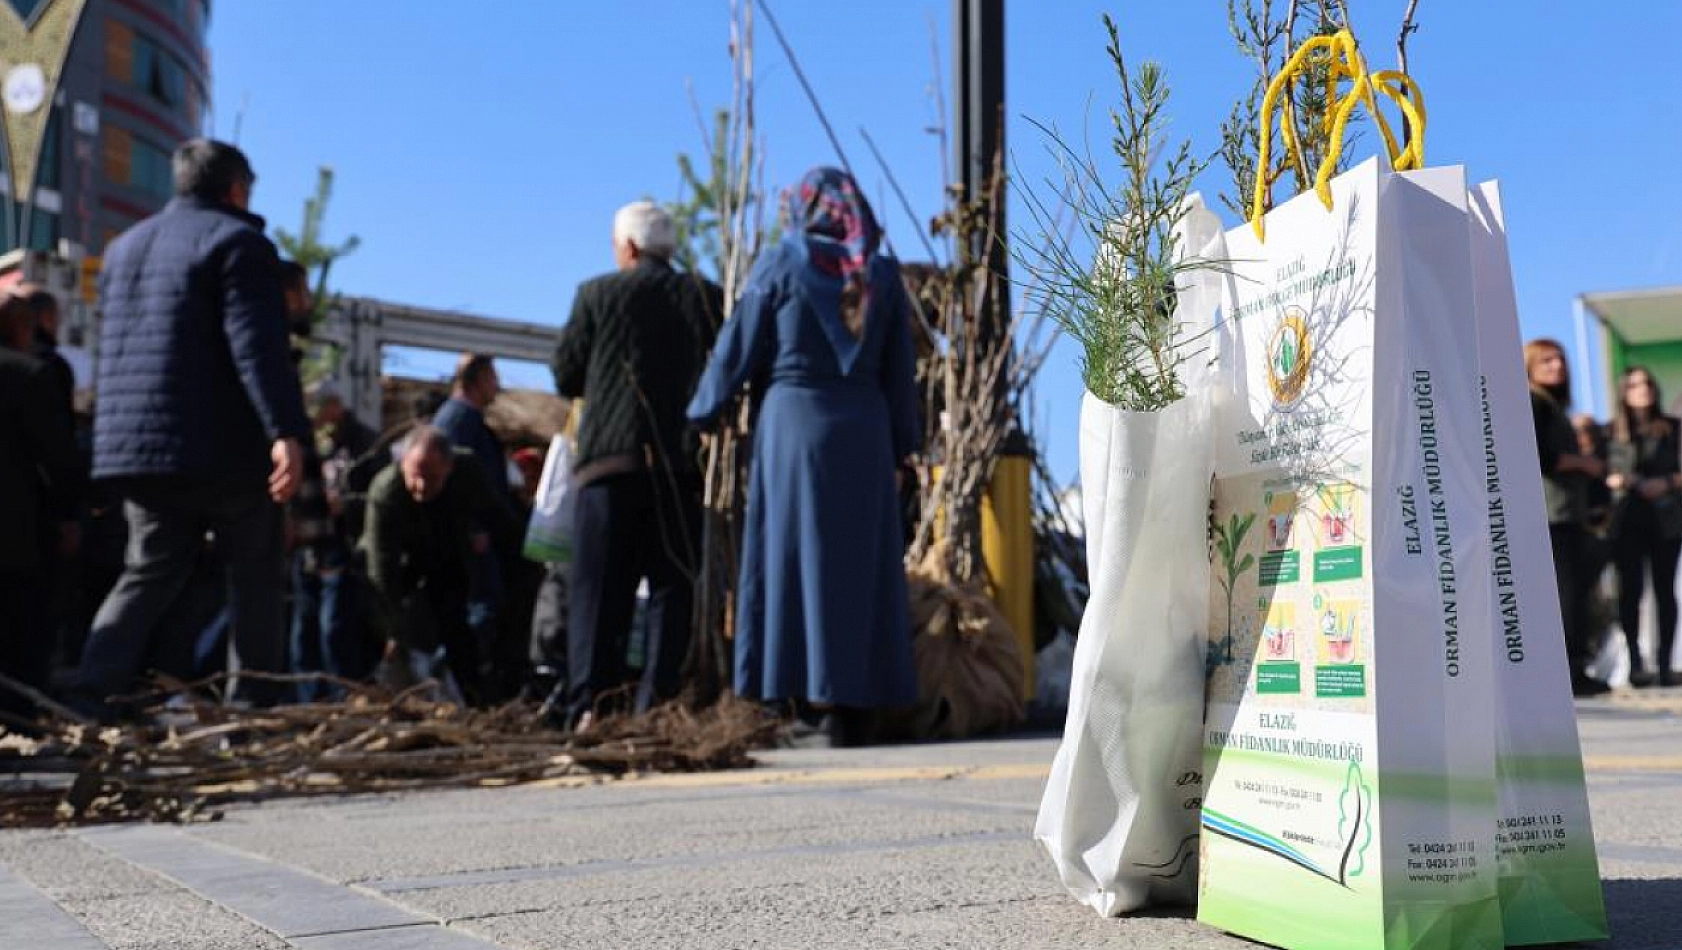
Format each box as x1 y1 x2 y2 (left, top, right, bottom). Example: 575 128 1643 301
982 455 1036 701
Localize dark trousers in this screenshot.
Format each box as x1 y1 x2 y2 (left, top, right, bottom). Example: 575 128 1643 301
567 471 701 721
1613 526 1682 674
291 554 374 702
465 546 505 667
61 503 129 668
71 478 288 718
392 577 477 702
142 542 230 682
1550 523 1603 681
0 565 53 721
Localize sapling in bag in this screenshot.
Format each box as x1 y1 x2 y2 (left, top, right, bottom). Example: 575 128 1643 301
523 435 577 564
1024 32 1233 904
1035 198 1226 915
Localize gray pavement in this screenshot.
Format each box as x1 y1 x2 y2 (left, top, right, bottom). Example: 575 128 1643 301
2 691 1680 949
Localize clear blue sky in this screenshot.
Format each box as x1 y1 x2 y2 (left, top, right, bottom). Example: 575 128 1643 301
209 1 1682 485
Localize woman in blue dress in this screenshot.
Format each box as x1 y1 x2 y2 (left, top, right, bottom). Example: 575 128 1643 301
687 167 921 745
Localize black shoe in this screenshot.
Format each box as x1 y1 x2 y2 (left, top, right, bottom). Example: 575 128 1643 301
1571 675 1613 697
831 707 878 748
537 684 576 732
1629 668 1658 689
1661 669 1679 688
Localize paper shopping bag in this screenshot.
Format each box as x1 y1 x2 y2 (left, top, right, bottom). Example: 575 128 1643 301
1467 181 1608 945
1197 159 1502 950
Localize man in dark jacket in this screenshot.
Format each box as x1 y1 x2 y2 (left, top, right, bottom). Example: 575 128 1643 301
313 384 376 466
434 353 510 504
273 266 375 701
20 285 74 416
432 352 517 694
70 139 310 719
15 284 85 672
360 427 519 702
551 200 721 726
0 293 84 719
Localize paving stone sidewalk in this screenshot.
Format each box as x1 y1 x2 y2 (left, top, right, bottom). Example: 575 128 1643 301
3 691 1680 949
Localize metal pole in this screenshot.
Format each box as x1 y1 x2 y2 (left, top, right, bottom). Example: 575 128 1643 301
1 173 15 251
953 0 1014 418
953 0 1006 283
954 0 1035 699
1572 296 1595 417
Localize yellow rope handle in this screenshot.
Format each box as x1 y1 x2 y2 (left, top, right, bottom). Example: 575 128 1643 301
1251 34 1340 237
1249 30 1428 240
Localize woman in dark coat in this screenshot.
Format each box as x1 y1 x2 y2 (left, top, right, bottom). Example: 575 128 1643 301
1605 366 1682 687
1525 339 1611 696
687 167 920 744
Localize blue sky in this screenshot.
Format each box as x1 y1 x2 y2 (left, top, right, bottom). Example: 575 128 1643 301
209 1 1682 484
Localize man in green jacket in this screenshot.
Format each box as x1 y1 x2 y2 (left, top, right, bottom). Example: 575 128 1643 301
360 427 518 702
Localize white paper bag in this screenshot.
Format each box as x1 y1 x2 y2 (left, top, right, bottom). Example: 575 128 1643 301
523 436 577 564
1035 197 1224 915
1467 181 1608 945
1198 160 1502 950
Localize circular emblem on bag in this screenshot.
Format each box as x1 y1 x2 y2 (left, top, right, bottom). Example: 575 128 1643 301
1266 307 1312 406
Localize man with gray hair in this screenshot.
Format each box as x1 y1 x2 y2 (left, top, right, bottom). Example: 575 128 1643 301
70 138 309 719
360 426 519 701
550 200 722 727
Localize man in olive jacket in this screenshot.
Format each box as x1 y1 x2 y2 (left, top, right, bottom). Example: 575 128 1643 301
360 428 519 702
551 200 721 727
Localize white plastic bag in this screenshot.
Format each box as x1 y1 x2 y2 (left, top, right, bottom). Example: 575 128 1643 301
1035 197 1224 915
523 436 576 564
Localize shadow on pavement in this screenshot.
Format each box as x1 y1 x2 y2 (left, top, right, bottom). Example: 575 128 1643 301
1605 877 1682 949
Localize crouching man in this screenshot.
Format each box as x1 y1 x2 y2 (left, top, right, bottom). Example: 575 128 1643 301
360 427 518 703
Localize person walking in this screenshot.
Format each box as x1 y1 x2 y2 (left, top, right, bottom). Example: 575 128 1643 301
551 200 720 726
1526 339 1612 697
687 167 921 746
1605 366 1682 687
0 293 84 720
70 139 310 719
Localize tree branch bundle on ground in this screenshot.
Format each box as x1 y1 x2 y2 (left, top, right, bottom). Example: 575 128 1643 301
0 675 777 829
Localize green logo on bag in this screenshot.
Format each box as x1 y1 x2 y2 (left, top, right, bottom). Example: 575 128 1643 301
1266 307 1312 406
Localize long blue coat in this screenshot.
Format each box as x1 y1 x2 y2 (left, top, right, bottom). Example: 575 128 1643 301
688 240 921 708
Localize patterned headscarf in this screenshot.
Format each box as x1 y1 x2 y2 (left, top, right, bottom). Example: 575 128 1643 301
787 166 881 280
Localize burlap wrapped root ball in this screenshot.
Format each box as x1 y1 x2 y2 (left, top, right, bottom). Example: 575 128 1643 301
898 565 1026 740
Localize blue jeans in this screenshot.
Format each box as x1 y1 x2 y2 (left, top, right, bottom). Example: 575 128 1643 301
290 552 372 702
